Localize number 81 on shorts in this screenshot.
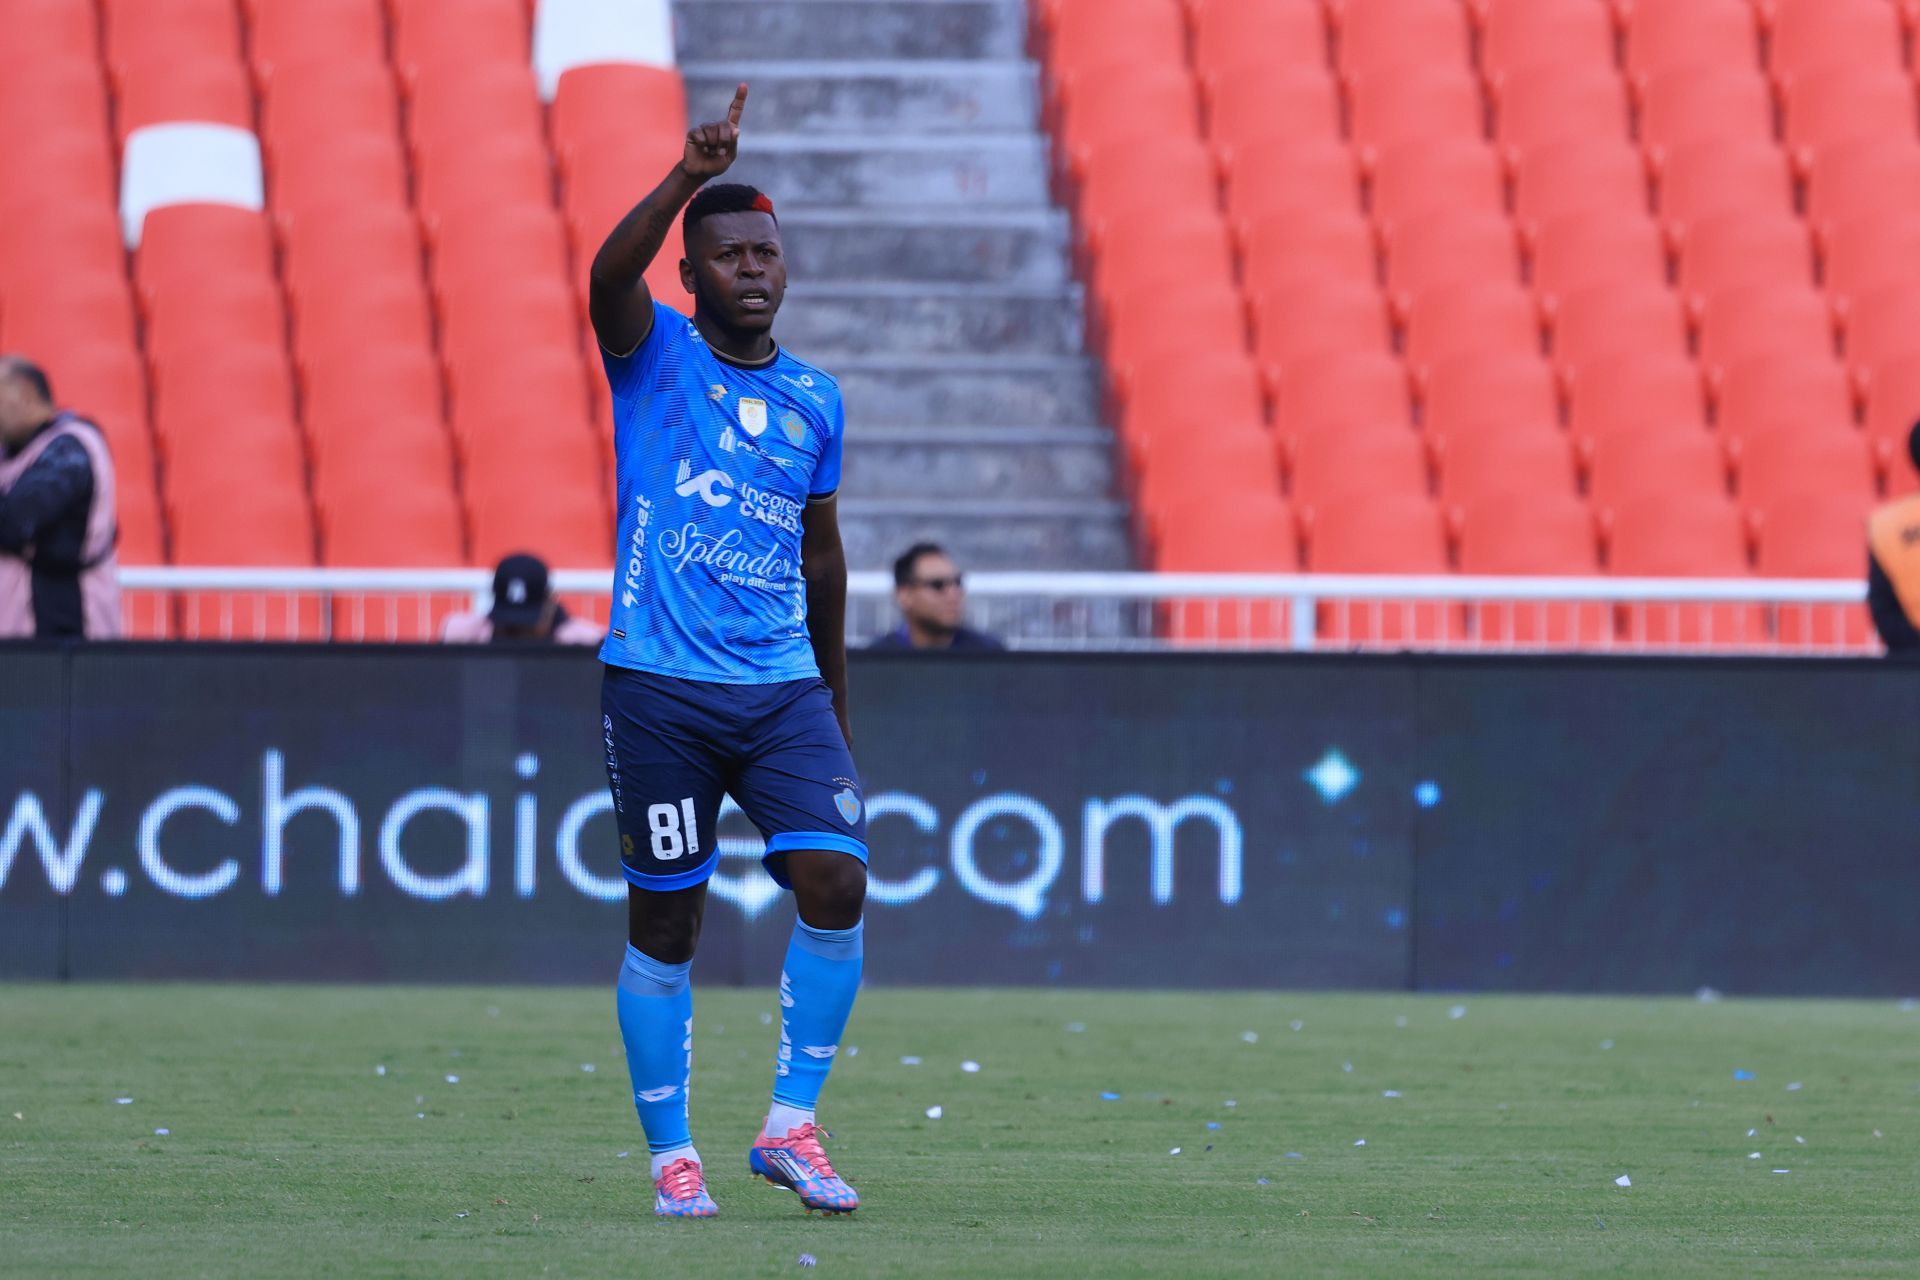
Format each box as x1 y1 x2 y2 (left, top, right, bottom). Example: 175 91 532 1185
646 797 700 861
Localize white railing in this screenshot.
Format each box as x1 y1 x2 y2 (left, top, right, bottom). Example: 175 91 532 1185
111 567 1879 655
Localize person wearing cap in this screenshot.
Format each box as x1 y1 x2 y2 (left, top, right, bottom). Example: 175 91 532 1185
440 553 603 645
1867 421 1920 656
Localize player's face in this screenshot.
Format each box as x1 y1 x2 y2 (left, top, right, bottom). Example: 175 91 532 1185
683 211 786 335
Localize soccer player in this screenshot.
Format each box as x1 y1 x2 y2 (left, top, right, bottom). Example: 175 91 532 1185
589 85 867 1219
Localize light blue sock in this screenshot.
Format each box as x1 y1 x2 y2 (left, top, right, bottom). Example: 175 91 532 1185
616 945 694 1162
770 917 864 1124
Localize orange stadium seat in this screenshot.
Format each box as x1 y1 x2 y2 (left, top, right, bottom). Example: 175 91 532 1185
550 65 688 178
1804 139 1920 240
1421 351 1560 443
1655 143 1795 234
1609 494 1755 646
1187 0 1330 79
171 480 314 566
1589 427 1728 521
309 417 456 509
1840 287 1920 373
429 204 571 292
1332 0 1473 76
1737 425 1874 517
101 0 243 84
271 133 412 214
1698 284 1837 383
1154 484 1297 570
1674 212 1814 306
1118 350 1265 458
0 270 140 360
1270 351 1412 437
320 482 466 576
1221 138 1362 224
144 272 290 370
447 346 591 431
7 123 116 211
303 342 444 429
259 61 403 161
1370 141 1506 226
1567 352 1709 445
1251 278 1393 376
1437 430 1578 525
1405 287 1541 374
292 275 436 367
1134 424 1278 535
280 203 425 298
1490 65 1631 157
1475 0 1616 75
1346 68 1486 159
1714 356 1855 450
1380 214 1522 311
1862 355 1920 469
1549 283 1690 376
136 204 276 292
1823 213 1920 304
1061 64 1201 174
1634 67 1774 156
1203 67 1342 172
151 346 297 447
468 488 610 569
0 0 102 66
1779 72 1918 169
38 341 146 440
1456 492 1607 644
1 203 127 297
1763 0 1905 84
1623 0 1758 79
1075 136 1220 232
1103 281 1248 383
1288 425 1429 528
1511 142 1651 231
1311 496 1458 644
245 0 389 78
407 62 546 151
390 0 530 77
1237 209 1377 296
1 57 112 150
1536 210 1674 303
115 55 255 139
414 134 555 222
1754 493 1875 647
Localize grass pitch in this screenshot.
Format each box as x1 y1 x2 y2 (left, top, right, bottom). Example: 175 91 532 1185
2 985 1916 1278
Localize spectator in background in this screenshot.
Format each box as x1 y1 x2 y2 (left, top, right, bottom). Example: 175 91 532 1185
0 355 122 639
442 553 602 646
1867 422 1920 656
868 541 1003 651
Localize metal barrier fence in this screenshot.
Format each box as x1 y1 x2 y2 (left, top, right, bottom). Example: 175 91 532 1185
112 568 1879 654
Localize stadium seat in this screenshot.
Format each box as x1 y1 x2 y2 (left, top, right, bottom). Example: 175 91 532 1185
1695 283 1836 380
1804 139 1920 241
1589 427 1728 522
1476 0 1616 76
1421 351 1560 443
1154 483 1301 644
1119 350 1266 460
0 203 127 297
37 341 147 444
1237 209 1378 297
533 0 676 101
1861 354 1920 472
171 480 315 567
1134 424 1279 538
1840 287 1920 374
1288 424 1429 528
1490 65 1632 157
281 203 425 298
1764 0 1905 85
550 64 687 178
150 347 298 449
101 0 243 86
1779 72 1918 169
1307 492 1456 645
1822 213 1920 305
0 59 112 152
1060 63 1203 177
1753 492 1875 647
309 417 457 510
428 204 571 292
1369 141 1506 228
1 0 101 66
1250 276 1393 380
1270 351 1412 437
136 204 276 296
468 487 610 569
1511 142 1651 231
390 0 531 77
270 134 412 215
1404 287 1542 374
1380 214 1522 313
1609 494 1755 646
1346 67 1486 159
1715 356 1856 451
1634 67 1775 156
6 121 116 212
1566 352 1709 445
1622 0 1759 79
302 342 445 430
1673 212 1814 305
0 270 141 359
1457 489 1608 644
447 346 592 431
1549 283 1690 377
115 56 254 140
1220 138 1362 224
1737 425 1875 518
320 481 466 573
245 0 389 77
1332 0 1473 77
414 134 556 223
259 61 403 162
1188 0 1330 80
1437 430 1578 524
1075 137 1221 236
1528 210 1669 305
1654 143 1795 235
407 62 546 153
1203 67 1342 176
1104 281 1249 386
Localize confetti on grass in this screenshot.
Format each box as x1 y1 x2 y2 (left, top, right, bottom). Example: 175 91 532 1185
1100 1092 1121 1101
900 1056 922 1067
375 1065 387 1077
1734 1070 1755 1081
1615 1175 1632 1187
114 1098 133 1105
445 1075 460 1085
925 1106 943 1120
798 1256 817 1269
961 1061 981 1074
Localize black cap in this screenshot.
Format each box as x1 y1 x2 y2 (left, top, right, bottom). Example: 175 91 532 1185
490 553 551 628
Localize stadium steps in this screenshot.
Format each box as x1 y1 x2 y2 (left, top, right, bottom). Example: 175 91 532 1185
677 0 1128 571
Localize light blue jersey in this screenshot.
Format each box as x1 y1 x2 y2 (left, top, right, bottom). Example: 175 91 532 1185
600 301 845 684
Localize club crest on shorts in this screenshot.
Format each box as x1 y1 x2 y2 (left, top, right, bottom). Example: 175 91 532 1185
738 397 769 437
833 787 862 824
781 410 806 446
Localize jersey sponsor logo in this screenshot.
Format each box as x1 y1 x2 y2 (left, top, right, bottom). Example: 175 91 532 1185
708 383 727 401
780 410 807 447
738 397 769 437
779 372 826 406
657 523 796 585
674 459 735 508
739 482 803 534
718 424 739 453
619 494 654 609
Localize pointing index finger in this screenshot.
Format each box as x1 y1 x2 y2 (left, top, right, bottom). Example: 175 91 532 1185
726 82 748 129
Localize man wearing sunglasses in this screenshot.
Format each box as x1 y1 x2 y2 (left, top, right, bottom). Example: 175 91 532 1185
869 542 1003 651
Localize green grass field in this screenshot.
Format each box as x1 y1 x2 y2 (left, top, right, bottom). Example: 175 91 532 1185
2 986 1916 1278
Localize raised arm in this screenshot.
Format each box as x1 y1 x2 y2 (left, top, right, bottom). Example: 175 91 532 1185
802 495 852 748
588 83 748 356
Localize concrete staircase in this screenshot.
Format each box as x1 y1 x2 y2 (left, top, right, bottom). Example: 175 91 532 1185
674 0 1132 571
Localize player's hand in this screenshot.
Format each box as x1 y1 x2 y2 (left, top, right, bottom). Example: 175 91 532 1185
679 83 747 182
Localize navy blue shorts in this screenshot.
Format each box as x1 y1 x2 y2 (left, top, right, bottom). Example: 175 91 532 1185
600 666 869 892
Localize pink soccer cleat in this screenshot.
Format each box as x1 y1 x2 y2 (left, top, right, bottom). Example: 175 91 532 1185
653 1157 718 1218
748 1122 860 1214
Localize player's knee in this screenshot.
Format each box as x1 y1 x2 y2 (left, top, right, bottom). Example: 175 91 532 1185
789 849 867 926
628 886 705 963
